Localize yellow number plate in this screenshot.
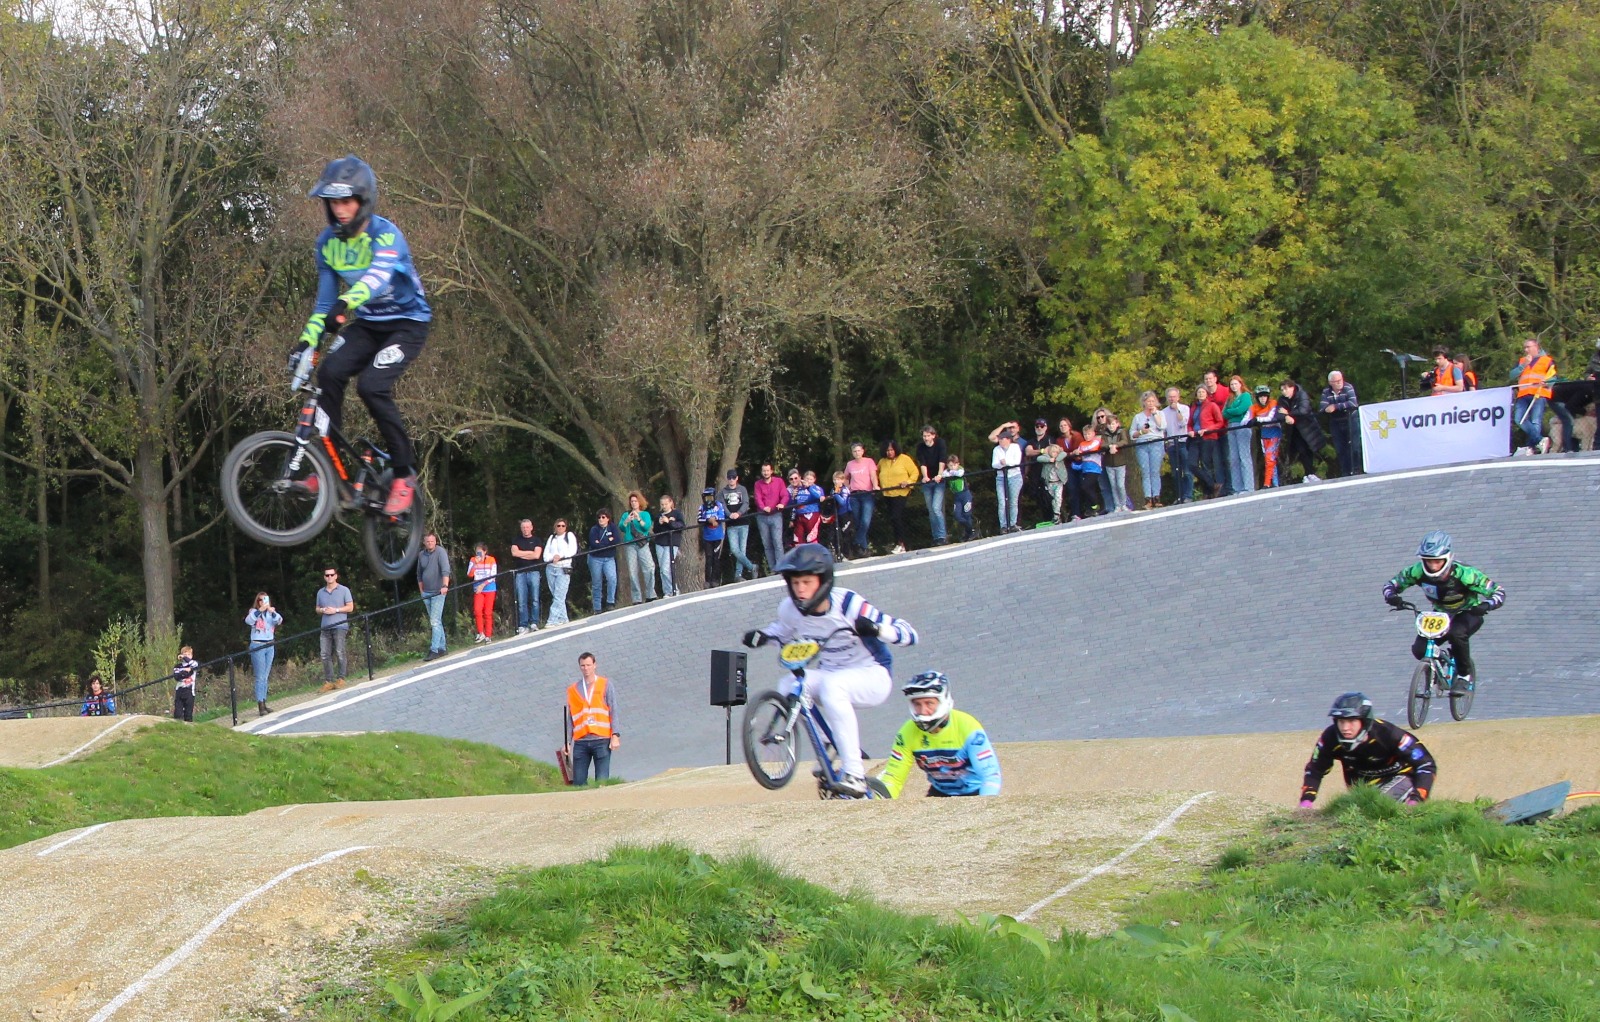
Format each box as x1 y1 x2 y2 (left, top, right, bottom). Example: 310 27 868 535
1417 613 1450 638
779 641 821 662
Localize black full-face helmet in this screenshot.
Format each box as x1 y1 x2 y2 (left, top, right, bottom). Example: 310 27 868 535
308 155 377 240
1328 691 1374 749
774 543 834 615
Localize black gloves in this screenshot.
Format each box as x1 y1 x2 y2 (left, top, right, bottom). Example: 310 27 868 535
853 616 879 638
742 630 769 649
1385 594 1405 608
323 299 350 339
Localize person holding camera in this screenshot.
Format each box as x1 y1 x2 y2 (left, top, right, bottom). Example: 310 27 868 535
245 592 284 715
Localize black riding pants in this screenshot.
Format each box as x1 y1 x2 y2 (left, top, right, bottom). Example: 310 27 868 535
1412 607 1485 678
317 318 429 476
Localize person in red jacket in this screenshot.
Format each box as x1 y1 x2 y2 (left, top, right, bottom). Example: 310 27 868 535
1197 383 1228 497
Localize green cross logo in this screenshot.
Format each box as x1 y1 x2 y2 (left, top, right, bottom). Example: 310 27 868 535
1368 411 1398 439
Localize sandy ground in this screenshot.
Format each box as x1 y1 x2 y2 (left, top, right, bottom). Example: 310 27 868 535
0 715 162 768
2 715 1594 1022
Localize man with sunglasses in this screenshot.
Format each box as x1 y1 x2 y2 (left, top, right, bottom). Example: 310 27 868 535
316 567 355 691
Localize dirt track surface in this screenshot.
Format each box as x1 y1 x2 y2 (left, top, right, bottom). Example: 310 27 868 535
0 716 161 769
3 715 1595 1022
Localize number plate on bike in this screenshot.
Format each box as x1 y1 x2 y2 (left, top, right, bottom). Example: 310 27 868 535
1416 612 1450 639
778 641 821 667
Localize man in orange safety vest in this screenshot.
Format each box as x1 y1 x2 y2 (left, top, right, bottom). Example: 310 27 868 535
1511 336 1557 455
565 651 620 785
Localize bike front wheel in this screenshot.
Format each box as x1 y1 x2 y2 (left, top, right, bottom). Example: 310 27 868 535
742 690 801 789
221 430 336 547
1407 661 1434 729
362 482 425 581
1449 673 1475 721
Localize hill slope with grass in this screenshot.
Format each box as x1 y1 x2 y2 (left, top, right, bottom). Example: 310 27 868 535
0 723 562 850
288 794 1600 1022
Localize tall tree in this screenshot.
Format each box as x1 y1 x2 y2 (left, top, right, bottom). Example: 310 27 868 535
0 0 287 638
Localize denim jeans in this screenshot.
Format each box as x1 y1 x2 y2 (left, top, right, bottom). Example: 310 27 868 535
996 468 1023 529
422 592 447 651
1200 438 1226 494
1227 426 1256 492
1550 401 1578 452
950 489 973 537
1135 440 1164 500
1106 465 1129 510
851 492 876 554
1166 439 1194 502
1330 414 1360 475
320 626 348 682
545 566 572 624
513 571 540 630
1513 395 1547 447
726 523 757 579
621 542 656 602
570 737 612 784
756 512 786 571
249 640 274 702
653 544 678 595
589 556 617 612
920 481 947 542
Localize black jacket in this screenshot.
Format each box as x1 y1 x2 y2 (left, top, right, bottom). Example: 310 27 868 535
1280 386 1326 450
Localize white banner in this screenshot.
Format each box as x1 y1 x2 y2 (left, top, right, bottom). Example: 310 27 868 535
1360 387 1513 473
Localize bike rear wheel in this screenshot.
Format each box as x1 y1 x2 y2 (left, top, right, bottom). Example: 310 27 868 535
1407 661 1433 729
362 482 425 581
221 431 336 547
742 690 801 789
1449 672 1475 721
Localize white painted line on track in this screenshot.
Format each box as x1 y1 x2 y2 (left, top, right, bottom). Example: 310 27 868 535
86 845 370 1022
36 822 111 858
244 455 1599 738
277 804 302 816
40 716 142 768
1015 791 1214 922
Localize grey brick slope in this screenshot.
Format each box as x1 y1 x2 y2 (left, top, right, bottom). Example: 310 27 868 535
252 457 1600 780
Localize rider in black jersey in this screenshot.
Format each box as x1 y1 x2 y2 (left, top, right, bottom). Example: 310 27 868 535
1301 692 1436 807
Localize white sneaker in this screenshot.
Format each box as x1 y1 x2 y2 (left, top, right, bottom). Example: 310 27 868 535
836 774 868 797
891 544 906 554
1513 447 1533 457
1537 437 1552 454
474 632 486 644
515 626 528 636
1304 474 1321 483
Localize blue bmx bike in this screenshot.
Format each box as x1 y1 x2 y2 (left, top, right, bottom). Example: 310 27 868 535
741 626 890 800
1393 600 1474 728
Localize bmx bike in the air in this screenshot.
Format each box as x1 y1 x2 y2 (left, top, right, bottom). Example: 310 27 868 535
1392 600 1474 728
741 627 891 800
221 375 424 580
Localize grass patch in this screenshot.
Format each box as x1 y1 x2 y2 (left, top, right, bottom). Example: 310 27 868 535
0 724 563 850
306 789 1600 1021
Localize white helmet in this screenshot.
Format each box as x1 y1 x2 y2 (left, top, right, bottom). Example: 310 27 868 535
903 671 953 732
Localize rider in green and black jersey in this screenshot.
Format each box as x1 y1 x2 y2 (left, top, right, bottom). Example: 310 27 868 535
1382 530 1504 691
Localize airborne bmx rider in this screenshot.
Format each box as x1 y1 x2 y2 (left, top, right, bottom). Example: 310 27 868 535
287 155 431 516
1381 530 1504 693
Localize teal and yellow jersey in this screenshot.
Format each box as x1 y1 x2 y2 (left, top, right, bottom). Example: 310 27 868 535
1383 561 1504 613
299 214 431 345
878 710 1001 798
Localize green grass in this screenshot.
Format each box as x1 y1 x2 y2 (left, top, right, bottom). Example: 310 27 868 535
0 724 564 850
307 788 1600 1022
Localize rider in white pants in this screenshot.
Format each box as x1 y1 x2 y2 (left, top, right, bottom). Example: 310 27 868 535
744 543 918 795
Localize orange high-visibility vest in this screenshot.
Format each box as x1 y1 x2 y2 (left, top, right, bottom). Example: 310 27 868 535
568 677 612 740
1516 353 1556 400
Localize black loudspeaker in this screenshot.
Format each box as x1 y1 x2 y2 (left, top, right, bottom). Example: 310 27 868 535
709 650 748 707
